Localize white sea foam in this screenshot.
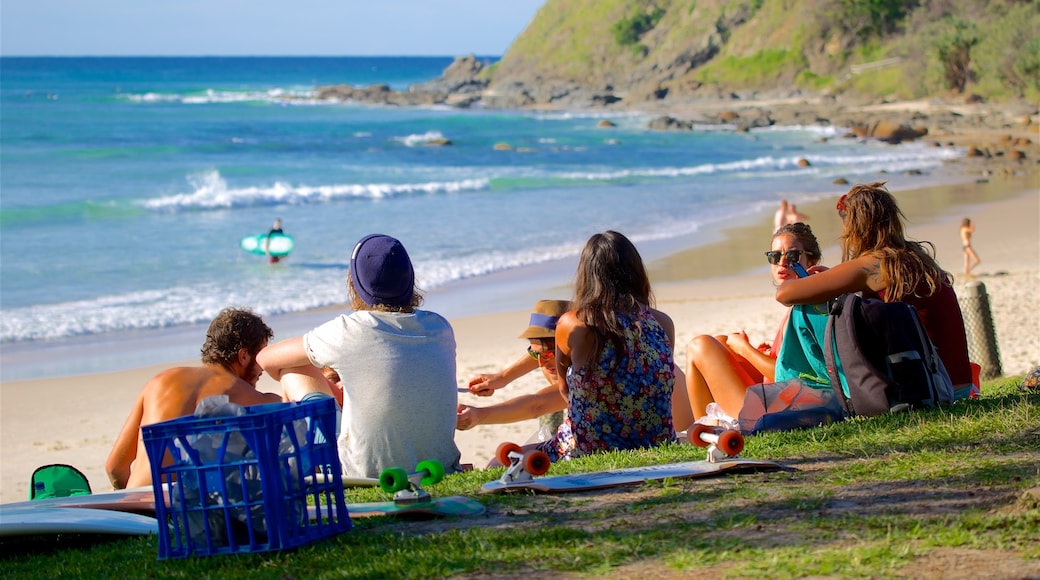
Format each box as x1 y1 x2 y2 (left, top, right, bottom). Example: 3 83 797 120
122 88 315 105
395 131 449 147
0 244 584 343
139 170 490 210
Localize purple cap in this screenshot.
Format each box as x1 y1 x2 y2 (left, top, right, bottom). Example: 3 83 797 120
349 234 414 307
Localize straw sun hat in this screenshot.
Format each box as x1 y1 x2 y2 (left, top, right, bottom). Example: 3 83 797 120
518 300 572 339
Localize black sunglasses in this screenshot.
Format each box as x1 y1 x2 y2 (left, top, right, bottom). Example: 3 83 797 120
765 249 815 265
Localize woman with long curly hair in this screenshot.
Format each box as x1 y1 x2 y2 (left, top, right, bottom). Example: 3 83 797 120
776 182 972 388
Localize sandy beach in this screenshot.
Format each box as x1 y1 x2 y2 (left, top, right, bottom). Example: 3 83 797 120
1 172 1036 504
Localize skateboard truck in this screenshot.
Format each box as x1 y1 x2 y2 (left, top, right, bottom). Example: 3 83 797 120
688 425 745 463
495 442 551 484
378 460 445 505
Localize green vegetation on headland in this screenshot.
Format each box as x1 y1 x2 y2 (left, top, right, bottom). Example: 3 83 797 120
483 0 1039 107
2 377 1036 578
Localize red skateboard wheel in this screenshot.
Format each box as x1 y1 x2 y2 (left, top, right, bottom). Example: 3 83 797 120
717 430 745 456
688 424 714 448
496 442 522 466
522 450 551 476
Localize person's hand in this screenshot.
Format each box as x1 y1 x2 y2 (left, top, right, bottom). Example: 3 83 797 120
456 404 483 430
806 264 829 275
726 331 753 356
467 374 502 397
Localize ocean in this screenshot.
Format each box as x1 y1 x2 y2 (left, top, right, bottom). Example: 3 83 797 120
0 57 962 380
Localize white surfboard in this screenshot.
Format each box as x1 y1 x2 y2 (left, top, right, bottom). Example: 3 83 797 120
0 505 158 537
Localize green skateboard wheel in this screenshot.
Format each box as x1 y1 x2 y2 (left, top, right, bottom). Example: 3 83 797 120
416 459 445 486
379 467 409 493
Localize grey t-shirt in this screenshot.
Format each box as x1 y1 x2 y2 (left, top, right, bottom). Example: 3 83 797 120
304 309 462 478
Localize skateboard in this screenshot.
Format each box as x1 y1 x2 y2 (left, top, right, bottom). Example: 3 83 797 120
482 429 783 494
335 459 485 519
309 495 485 520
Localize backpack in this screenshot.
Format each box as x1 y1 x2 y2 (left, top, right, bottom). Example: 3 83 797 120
30 464 92 500
824 293 954 417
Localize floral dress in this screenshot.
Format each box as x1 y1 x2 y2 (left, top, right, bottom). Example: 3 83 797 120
539 306 675 461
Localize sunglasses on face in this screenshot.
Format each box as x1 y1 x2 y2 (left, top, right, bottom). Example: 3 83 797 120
765 249 814 265
527 345 555 361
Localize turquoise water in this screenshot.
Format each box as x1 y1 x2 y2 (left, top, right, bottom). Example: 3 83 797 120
0 57 961 379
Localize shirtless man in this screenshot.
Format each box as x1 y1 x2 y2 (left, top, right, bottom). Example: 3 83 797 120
105 307 282 490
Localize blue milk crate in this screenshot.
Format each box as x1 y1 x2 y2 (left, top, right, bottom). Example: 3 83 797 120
142 398 351 559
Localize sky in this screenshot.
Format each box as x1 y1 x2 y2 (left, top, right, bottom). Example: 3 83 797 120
1 1 547 56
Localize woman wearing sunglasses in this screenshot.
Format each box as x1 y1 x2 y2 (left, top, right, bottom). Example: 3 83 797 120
775 182 972 389
684 222 830 422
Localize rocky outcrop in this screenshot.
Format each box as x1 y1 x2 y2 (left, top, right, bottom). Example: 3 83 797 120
315 83 447 107
848 121 929 144
409 55 489 97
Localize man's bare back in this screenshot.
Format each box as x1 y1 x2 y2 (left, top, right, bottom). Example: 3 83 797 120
105 307 282 490
106 365 281 490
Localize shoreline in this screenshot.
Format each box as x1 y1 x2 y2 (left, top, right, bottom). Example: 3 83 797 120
2 172 1036 503
1 163 1032 383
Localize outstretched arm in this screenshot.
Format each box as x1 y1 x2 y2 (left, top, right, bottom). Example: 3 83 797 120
468 354 539 396
456 385 566 430
775 254 881 305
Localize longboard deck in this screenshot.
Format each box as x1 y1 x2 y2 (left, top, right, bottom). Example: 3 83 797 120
3 488 160 515
6 488 484 521
0 505 158 537
481 458 783 494
310 496 485 520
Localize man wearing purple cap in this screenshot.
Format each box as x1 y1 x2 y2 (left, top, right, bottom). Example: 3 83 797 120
258 234 462 478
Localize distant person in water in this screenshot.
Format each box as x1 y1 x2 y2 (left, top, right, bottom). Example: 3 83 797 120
106 308 282 490
265 218 284 264
960 217 981 279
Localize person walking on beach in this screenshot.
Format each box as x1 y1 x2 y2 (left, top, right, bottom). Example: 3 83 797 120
265 218 284 264
257 233 462 479
105 307 282 490
960 217 981 279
